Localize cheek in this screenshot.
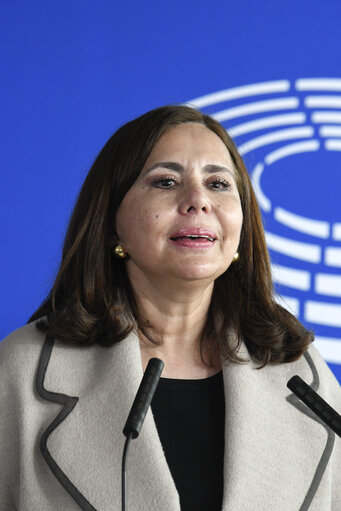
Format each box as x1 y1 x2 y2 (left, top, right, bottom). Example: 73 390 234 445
235 207 244 234
221 203 243 237
116 199 163 247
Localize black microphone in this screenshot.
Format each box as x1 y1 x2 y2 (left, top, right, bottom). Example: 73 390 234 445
287 375 341 438
121 358 164 511
123 357 164 438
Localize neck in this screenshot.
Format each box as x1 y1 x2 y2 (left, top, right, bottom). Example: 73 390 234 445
126 264 221 378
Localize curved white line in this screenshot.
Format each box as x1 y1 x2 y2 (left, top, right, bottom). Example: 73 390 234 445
274 294 300 316
315 273 341 297
325 139 341 151
333 224 341 241
238 127 314 156
311 111 341 123
319 125 341 137
212 98 299 123
314 337 341 365
251 163 271 212
305 301 341 328
271 263 310 291
274 207 330 239
325 247 341 267
265 140 320 165
265 231 321 263
186 80 290 108
305 96 341 108
296 78 341 91
228 113 306 138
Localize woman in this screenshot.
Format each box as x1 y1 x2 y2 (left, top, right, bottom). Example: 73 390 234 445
0 105 340 510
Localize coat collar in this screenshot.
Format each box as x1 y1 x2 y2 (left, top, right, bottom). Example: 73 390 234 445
36 333 335 511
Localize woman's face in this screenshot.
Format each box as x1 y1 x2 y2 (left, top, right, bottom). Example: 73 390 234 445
115 123 243 286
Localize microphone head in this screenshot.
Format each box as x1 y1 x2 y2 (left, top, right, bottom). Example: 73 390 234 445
287 374 341 437
287 375 306 394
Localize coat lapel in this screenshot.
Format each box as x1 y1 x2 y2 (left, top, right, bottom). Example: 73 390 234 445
221 346 335 510
36 333 180 511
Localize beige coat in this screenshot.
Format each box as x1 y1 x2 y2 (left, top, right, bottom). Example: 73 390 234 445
0 321 341 510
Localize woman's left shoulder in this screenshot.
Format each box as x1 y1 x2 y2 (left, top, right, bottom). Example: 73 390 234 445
289 342 341 404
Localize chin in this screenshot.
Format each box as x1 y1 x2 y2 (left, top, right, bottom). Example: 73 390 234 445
173 263 226 282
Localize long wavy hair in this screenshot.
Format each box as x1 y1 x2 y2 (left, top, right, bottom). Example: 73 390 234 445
29 105 312 366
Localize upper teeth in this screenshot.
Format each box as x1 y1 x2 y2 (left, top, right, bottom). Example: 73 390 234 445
185 235 214 241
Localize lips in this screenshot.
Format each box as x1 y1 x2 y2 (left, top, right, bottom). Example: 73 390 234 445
169 227 217 240
169 227 217 248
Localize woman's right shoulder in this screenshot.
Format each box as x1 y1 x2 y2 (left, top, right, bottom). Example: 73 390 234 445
0 321 46 374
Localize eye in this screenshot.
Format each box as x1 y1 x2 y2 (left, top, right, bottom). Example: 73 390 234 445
152 177 178 189
207 178 231 191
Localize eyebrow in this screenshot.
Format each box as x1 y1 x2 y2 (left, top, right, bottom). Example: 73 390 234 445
143 161 236 178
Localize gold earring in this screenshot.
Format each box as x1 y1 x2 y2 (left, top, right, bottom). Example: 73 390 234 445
114 244 127 258
233 252 239 261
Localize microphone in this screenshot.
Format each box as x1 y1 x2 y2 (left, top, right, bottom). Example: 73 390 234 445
287 375 341 438
121 358 164 511
123 357 164 438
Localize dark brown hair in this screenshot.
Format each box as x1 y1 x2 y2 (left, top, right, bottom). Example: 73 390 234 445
29 105 312 366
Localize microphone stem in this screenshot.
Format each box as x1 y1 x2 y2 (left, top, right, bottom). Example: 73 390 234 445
122 432 133 511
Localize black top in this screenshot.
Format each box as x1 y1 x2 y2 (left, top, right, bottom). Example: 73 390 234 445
151 371 225 511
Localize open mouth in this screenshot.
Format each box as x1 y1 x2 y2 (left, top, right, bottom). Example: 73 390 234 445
169 234 217 248
170 235 215 242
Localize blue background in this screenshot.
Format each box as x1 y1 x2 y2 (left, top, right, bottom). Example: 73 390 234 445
1 1 341 380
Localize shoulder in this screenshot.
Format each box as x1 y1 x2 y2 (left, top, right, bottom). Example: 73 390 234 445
243 340 341 407
270 342 341 408
304 343 341 401
0 323 99 396
0 322 46 374
0 323 142 400
0 323 49 414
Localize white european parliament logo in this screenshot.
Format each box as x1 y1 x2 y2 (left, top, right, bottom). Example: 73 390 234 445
187 79 341 366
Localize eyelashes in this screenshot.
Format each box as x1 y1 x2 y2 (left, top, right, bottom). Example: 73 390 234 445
208 178 231 190
152 177 177 189
150 176 232 191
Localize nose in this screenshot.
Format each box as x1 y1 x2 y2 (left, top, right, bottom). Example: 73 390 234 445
178 183 212 215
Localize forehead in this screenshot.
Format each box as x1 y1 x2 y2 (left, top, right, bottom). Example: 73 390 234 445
143 122 236 171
